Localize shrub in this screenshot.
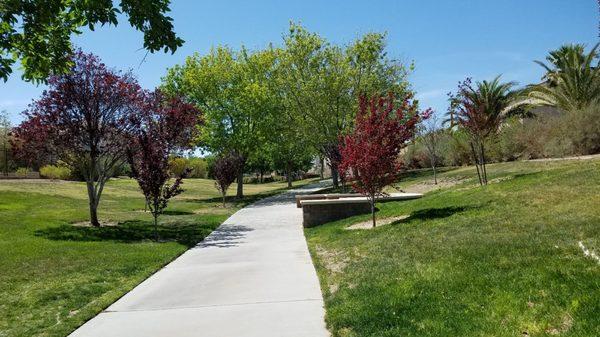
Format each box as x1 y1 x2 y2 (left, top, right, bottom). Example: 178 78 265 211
168 157 189 177
188 157 208 178
15 167 29 177
40 165 71 180
564 103 600 154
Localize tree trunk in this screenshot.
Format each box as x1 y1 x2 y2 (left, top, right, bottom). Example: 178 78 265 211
3 142 7 176
86 181 101 227
331 165 339 188
370 194 376 228
222 193 226 207
470 142 483 186
236 170 244 199
479 143 488 185
432 164 437 185
153 212 159 242
260 171 264 184
319 156 324 179
286 163 292 188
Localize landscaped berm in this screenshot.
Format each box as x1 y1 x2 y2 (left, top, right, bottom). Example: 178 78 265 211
306 158 600 337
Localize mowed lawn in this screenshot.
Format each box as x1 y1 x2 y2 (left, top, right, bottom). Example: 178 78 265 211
306 159 600 337
0 177 315 337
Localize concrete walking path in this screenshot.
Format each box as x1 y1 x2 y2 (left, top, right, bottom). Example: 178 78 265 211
70 181 331 337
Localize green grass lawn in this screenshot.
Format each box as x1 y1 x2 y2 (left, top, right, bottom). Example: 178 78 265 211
306 159 600 337
0 177 316 337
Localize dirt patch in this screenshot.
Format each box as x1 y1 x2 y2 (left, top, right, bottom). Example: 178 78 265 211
546 313 573 335
399 177 463 194
315 246 348 274
528 153 600 162
71 221 118 227
346 215 410 230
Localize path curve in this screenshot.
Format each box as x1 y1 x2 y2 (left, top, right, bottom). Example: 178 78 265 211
70 181 331 337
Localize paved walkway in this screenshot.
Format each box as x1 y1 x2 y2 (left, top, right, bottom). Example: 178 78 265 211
70 182 330 337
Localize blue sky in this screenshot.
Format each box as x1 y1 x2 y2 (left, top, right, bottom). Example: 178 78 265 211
1 0 597 124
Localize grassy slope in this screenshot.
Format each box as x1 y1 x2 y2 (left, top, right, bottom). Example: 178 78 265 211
306 159 600 337
0 177 315 337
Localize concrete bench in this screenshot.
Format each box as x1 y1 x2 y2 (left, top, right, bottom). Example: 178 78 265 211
295 193 363 208
300 193 423 228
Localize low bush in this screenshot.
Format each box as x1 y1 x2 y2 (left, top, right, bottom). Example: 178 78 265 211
15 167 29 177
168 157 189 177
40 165 72 180
168 157 209 178
188 157 208 178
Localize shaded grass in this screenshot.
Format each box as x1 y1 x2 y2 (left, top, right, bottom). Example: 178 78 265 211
306 159 600 337
0 177 317 337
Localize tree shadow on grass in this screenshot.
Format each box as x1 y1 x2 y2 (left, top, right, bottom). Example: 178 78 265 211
392 205 480 225
162 210 195 216
35 220 223 248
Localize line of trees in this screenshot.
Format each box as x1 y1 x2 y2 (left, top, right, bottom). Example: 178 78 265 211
10 21 598 230
161 23 413 196
12 51 199 228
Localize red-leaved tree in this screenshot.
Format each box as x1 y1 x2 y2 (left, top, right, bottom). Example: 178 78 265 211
340 93 428 227
12 50 142 227
212 152 243 206
127 91 201 240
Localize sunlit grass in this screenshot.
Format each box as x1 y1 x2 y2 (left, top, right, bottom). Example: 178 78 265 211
306 159 600 337
0 177 316 337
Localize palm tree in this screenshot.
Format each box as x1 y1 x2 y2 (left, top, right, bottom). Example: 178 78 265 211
527 43 600 112
451 76 523 185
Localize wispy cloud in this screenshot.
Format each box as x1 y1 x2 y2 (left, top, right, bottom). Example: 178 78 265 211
0 99 30 108
416 89 447 100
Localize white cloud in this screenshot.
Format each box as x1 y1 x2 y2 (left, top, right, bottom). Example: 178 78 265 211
416 89 446 100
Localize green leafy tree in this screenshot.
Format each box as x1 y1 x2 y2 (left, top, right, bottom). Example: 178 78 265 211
162 47 276 198
0 110 11 175
1 0 184 82
527 43 600 112
278 23 411 187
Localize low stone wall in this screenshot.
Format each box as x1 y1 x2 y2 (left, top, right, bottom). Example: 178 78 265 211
301 199 371 228
0 172 40 179
300 193 423 228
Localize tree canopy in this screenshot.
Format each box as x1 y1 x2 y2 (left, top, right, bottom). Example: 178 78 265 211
1 0 184 82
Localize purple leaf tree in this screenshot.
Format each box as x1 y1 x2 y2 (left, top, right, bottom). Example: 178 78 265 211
12 50 142 227
127 91 201 240
212 152 243 207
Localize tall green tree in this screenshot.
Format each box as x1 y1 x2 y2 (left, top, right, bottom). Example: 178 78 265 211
162 47 276 198
527 43 600 112
1 0 184 82
0 110 11 175
278 23 411 187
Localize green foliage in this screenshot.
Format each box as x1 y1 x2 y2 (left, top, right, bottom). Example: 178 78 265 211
39 165 71 180
168 157 209 179
527 43 600 112
278 23 412 162
168 157 189 177
14 167 29 177
162 23 412 189
0 110 12 174
1 0 184 82
188 157 208 178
